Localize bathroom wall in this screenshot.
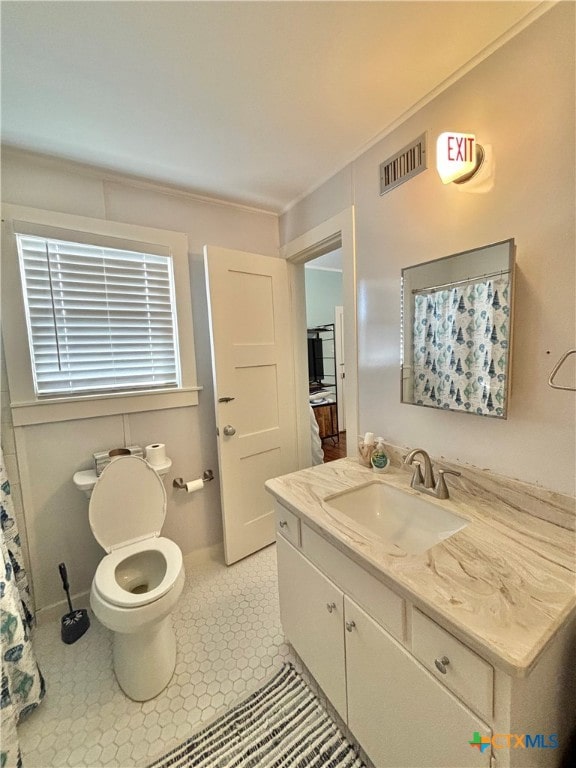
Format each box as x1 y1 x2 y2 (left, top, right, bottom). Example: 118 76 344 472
1 148 279 613
281 4 576 496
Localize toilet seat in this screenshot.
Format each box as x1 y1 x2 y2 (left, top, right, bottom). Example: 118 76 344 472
93 537 183 608
89 456 167 552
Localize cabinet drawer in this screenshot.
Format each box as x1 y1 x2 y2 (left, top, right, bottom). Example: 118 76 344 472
302 523 404 641
274 501 301 547
411 608 493 721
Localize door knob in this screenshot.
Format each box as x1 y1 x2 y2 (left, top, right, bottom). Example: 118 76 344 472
434 656 450 674
223 425 236 436
345 620 356 632
326 602 336 613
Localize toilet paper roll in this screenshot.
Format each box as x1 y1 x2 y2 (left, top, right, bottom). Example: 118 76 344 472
145 443 166 466
185 478 204 494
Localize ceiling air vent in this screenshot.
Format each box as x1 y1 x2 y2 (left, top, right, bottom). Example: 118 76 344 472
379 133 427 195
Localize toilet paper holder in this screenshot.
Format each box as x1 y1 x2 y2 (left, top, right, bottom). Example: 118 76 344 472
173 470 214 490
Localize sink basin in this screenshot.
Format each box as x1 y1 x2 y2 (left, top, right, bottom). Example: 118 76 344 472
324 481 468 554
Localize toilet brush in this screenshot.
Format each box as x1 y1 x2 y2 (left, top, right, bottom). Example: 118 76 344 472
58 562 90 644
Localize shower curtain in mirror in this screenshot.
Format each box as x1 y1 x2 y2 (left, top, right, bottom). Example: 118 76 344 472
1 449 45 768
412 275 510 416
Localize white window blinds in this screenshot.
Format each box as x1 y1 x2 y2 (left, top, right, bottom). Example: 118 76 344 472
16 234 181 397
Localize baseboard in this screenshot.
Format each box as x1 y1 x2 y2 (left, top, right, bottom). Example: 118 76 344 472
36 590 92 627
182 542 225 568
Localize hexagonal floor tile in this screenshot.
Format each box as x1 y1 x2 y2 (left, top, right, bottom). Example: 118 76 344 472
18 544 302 767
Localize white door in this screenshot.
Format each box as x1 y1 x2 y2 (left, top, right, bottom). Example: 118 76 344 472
204 245 298 564
334 305 345 431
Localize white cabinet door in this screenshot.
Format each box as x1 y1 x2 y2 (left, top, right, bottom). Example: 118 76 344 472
345 597 492 768
276 536 347 720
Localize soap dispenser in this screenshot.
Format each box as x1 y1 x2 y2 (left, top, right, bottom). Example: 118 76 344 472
370 437 390 473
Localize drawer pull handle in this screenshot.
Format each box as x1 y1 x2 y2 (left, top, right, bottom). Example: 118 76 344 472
279 520 288 528
326 602 336 613
345 620 356 632
434 656 450 674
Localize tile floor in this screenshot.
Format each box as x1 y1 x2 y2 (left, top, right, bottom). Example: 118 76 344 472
18 544 368 768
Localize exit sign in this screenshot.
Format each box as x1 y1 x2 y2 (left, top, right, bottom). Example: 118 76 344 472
436 132 478 184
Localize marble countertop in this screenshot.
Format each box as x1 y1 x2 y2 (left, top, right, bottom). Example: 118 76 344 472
265 458 576 678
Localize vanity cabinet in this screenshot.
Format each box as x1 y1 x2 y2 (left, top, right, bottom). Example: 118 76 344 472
276 516 492 768
269 461 576 768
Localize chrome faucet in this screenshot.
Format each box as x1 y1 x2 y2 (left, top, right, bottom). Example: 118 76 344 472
404 448 461 500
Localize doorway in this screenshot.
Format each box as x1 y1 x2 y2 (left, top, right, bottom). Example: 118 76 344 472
304 250 346 462
281 208 358 470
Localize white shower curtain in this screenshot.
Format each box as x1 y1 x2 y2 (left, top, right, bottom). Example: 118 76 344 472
412 274 510 416
0 449 45 768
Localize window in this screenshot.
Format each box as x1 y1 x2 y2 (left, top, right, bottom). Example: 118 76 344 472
17 234 181 397
2 205 199 425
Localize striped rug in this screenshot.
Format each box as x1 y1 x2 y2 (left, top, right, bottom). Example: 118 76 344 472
148 663 365 768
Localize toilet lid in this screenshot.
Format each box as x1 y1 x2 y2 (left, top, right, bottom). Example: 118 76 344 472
89 456 167 552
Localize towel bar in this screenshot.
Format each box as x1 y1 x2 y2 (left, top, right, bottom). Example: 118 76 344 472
548 349 576 391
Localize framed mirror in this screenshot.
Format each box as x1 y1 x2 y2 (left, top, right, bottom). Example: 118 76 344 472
401 239 515 418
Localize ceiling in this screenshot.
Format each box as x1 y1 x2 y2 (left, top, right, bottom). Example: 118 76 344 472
1 1 545 213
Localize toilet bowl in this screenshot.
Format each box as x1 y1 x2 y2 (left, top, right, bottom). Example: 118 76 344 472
88 455 185 701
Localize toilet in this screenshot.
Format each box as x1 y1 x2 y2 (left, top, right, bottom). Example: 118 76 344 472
87 455 185 701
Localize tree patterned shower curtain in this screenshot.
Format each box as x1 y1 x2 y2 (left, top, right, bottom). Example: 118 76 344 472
1 449 45 768
412 274 510 416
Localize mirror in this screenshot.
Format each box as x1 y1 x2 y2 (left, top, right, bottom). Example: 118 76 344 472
401 239 515 418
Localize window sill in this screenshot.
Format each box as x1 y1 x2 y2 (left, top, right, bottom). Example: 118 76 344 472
10 387 203 426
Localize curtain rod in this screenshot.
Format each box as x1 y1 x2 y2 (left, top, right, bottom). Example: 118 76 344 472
411 269 510 295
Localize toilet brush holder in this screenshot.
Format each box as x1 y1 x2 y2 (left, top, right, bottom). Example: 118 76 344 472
58 562 90 644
